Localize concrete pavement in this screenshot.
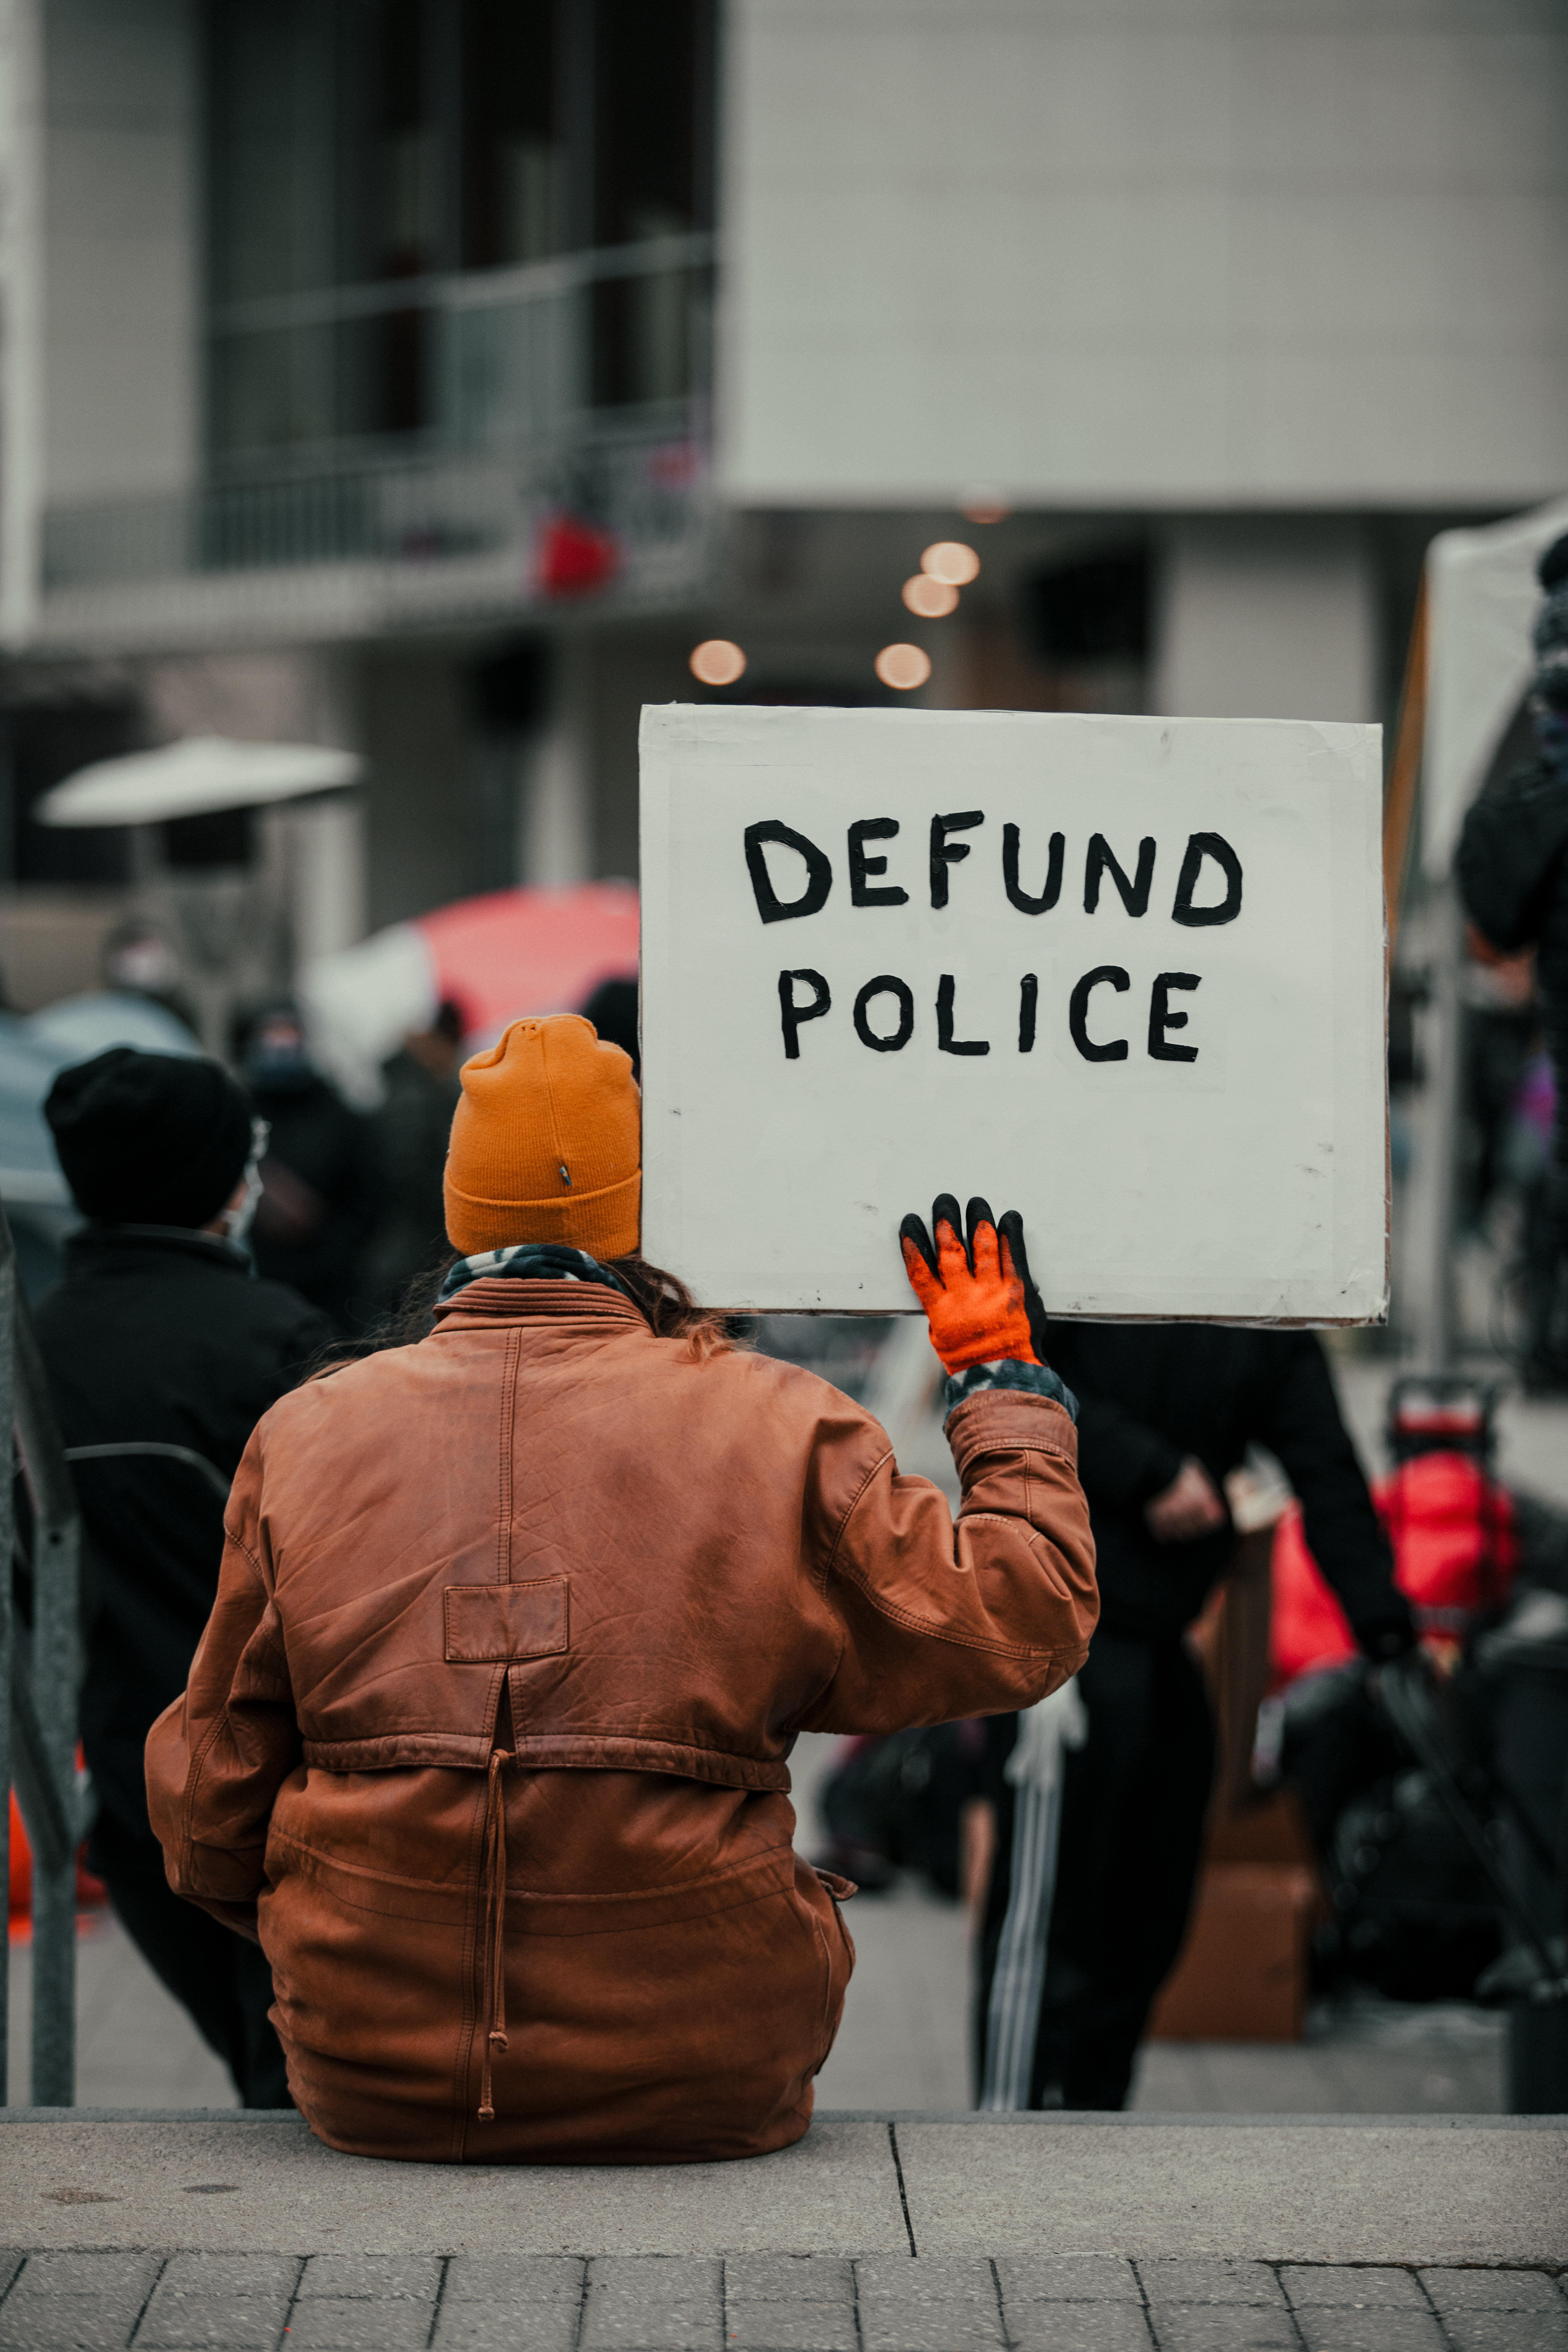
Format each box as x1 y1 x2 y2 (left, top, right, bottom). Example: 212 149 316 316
0 2112 1564 2348
1 2241 1567 2352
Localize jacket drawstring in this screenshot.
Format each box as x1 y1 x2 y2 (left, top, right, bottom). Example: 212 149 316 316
477 1747 514 2121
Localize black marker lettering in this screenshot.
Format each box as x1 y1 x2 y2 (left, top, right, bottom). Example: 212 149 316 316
937 973 989 1055
1171 832 1242 926
847 818 909 908
1084 833 1156 916
744 820 833 924
1149 971 1201 1062
1018 974 1038 1053
930 810 984 908
777 968 831 1059
1069 965 1130 1062
853 974 915 1051
1003 825 1064 914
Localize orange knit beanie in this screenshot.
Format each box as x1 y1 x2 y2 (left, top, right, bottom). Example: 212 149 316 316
443 1014 640 1258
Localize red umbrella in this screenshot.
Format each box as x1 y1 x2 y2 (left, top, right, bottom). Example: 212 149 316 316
415 882 638 1040
301 882 639 1106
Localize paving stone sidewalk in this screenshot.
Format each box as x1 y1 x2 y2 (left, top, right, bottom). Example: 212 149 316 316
1 2250 1564 2352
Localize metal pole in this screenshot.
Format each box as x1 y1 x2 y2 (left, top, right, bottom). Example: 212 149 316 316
0 1207 13 2103
0 1198 83 2106
12 1291 81 2105
1416 881 1465 1371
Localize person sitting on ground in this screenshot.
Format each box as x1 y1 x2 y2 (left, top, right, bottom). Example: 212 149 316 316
146 1015 1097 2163
35 1048 332 2108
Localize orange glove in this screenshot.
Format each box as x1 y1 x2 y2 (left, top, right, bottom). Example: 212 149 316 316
899 1194 1048 1374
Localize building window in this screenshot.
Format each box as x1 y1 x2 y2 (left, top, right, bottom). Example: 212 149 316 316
205 0 714 464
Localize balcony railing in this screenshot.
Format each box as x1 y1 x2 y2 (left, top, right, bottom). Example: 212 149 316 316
41 235 716 614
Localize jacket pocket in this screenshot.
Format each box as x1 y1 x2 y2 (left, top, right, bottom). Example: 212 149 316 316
796 1861 855 2074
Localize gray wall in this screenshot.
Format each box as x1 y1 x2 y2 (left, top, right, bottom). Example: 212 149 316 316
43 0 198 502
357 650 476 933
721 0 1568 508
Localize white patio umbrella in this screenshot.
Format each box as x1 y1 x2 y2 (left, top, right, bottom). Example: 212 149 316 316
34 734 362 827
33 735 366 1061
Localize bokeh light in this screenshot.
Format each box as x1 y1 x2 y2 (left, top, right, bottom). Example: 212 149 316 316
960 496 1011 525
689 638 747 686
901 574 959 618
921 541 980 586
875 643 932 692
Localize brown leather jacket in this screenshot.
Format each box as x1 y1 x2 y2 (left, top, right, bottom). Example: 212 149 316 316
146 1278 1096 2164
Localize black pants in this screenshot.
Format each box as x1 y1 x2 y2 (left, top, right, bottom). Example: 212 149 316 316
89 1814 292 2110
975 1635 1214 2110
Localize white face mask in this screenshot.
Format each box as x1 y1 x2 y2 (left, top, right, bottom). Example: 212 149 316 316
221 1119 270 1247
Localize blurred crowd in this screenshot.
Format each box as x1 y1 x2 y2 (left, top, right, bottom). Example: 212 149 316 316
2 922 642 1336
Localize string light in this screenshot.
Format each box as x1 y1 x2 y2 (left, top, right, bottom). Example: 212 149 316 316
875 644 932 692
901 575 959 618
690 639 747 686
920 541 980 587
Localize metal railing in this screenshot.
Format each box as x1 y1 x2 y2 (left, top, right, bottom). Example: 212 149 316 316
42 234 716 602
0 1199 86 2107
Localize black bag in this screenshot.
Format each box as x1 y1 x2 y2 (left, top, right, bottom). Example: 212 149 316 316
1456 762 1568 956
819 1725 982 1899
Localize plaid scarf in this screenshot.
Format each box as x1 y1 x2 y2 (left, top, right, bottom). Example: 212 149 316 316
437 1243 632 1306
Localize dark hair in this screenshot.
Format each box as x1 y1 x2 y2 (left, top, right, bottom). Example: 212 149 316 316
605 1253 735 1359
314 1248 736 1375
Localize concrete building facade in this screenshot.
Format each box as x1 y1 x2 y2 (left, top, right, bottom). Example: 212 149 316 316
0 0 1563 1005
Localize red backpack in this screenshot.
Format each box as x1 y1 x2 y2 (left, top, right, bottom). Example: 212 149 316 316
1269 1379 1518 1688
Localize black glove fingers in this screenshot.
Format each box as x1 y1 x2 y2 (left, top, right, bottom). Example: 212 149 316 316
964 1197 997 1270
999 1208 1050 1367
898 1211 941 1284
997 1209 1032 1291
930 1191 965 1269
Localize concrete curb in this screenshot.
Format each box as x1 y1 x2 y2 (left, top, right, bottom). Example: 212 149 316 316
9 2108 1566 2128
0 2112 1563 2264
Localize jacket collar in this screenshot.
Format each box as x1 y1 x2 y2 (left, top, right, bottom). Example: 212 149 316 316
65 1223 253 1279
432 1278 648 1332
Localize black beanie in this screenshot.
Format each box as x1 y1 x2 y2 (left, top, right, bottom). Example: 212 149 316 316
45 1048 253 1229
1538 533 1568 594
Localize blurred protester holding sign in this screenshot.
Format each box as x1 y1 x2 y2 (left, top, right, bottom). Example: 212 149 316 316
976 1323 1413 2112
146 1034 1095 2162
358 1001 465 1316
235 1001 376 1332
34 1048 330 2106
1458 533 1568 1392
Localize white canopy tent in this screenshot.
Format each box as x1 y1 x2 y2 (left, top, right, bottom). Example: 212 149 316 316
1422 496 1568 880
1407 494 1568 1366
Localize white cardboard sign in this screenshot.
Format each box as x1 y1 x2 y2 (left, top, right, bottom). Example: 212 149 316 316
639 705 1387 1322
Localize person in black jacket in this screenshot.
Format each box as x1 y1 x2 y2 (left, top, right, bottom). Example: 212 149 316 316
975 1323 1414 2113
35 1048 331 2106
236 1001 376 1334
1457 531 1568 1390
356 1004 464 1317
